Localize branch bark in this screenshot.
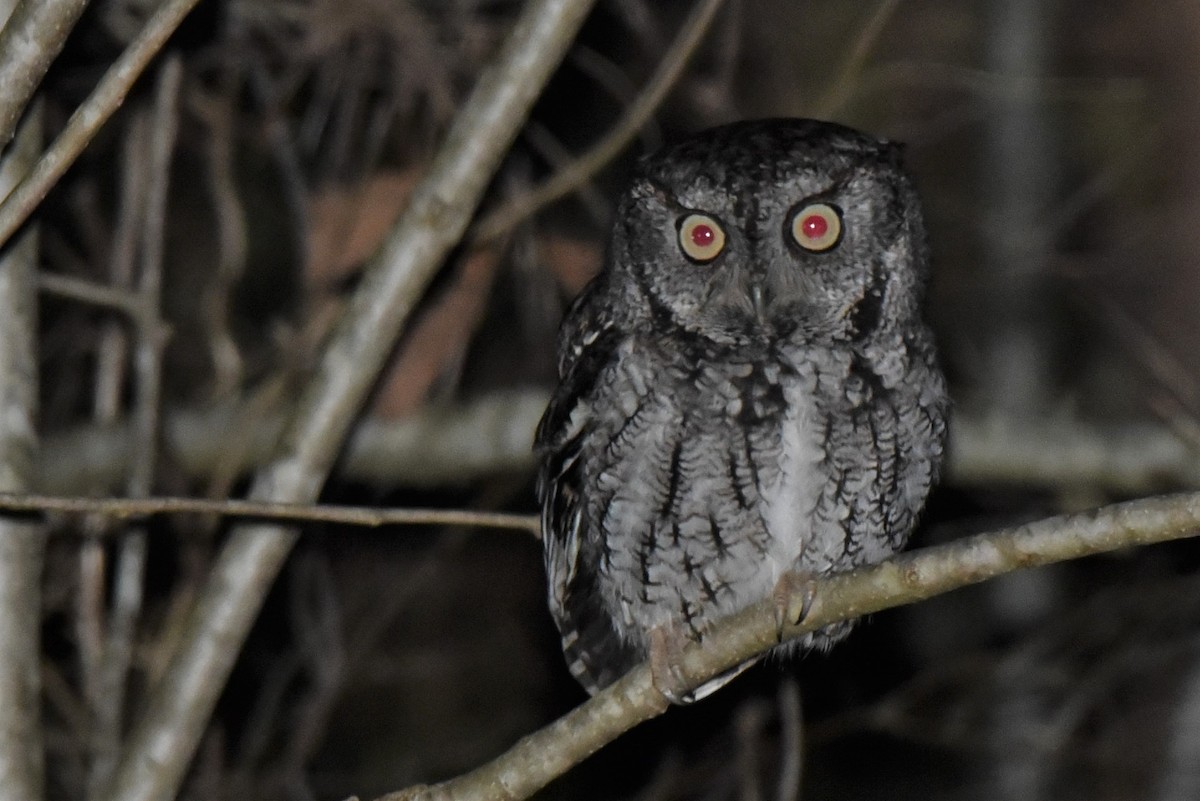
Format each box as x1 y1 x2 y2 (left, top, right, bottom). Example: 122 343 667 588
0 0 89 151
99 2 599 800
0 0 202 250
375 491 1200 801
89 55 182 798
0 88 43 801
37 394 1200 496
0 493 540 535
39 391 547 494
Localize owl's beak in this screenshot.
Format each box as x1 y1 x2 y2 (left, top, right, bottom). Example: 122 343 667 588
749 282 771 321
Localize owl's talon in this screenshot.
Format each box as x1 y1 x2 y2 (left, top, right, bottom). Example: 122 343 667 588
649 624 694 705
773 571 818 641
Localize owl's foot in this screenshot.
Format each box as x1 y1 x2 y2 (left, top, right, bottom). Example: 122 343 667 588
773 570 818 642
648 624 694 705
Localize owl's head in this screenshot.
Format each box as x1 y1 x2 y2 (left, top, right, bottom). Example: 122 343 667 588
608 118 930 347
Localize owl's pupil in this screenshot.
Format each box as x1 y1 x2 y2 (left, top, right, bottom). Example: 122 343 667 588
691 224 715 247
801 214 828 239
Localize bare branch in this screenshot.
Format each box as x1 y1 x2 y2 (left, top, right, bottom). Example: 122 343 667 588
89 55 182 798
0 492 540 535
949 413 1200 494
100 3 600 800
0 0 89 150
37 392 1200 497
0 0 203 250
0 85 44 801
38 391 546 495
811 0 900 119
77 102 155 783
858 61 1146 105
775 680 802 801
38 271 141 316
375 491 1200 801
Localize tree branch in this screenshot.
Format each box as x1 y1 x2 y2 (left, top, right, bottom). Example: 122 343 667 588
37 393 1200 496
89 56 182 797
0 81 44 801
0 492 539 535
38 391 547 495
100 2 599 800
373 491 1200 801
811 0 900 119
948 412 1200 493
0 0 89 151
0 0 202 251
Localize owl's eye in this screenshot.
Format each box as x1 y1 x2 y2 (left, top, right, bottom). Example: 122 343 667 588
677 214 726 262
790 203 842 252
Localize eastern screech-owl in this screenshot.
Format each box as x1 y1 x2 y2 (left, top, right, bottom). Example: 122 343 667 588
535 118 948 701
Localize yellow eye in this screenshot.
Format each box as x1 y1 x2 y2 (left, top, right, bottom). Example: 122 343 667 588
678 213 726 262
790 203 842 252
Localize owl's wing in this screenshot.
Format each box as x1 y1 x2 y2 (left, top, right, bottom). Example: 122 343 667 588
535 285 639 694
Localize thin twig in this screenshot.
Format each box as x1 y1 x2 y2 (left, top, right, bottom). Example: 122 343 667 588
471 0 727 243
0 0 203 251
90 55 182 798
276 554 346 791
193 85 248 396
811 0 901 119
101 4 599 800
75 536 104 740
375 491 1200 801
0 492 541 535
0 85 44 801
128 52 179 499
94 107 152 422
77 109 153 786
521 121 610 224
38 272 140 317
735 699 768 801
0 0 90 150
775 680 802 801
566 45 655 144
858 60 1147 105
1086 290 1200 421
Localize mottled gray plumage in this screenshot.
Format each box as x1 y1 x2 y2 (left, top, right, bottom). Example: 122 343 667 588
536 118 948 698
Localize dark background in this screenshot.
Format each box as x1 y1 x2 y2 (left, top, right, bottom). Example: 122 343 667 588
32 1 1200 799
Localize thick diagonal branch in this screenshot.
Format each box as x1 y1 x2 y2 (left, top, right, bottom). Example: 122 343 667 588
100 2 599 801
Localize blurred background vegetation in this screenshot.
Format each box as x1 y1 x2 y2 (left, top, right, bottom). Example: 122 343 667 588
28 0 1200 798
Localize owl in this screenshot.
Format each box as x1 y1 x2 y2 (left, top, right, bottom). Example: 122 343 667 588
535 118 948 702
